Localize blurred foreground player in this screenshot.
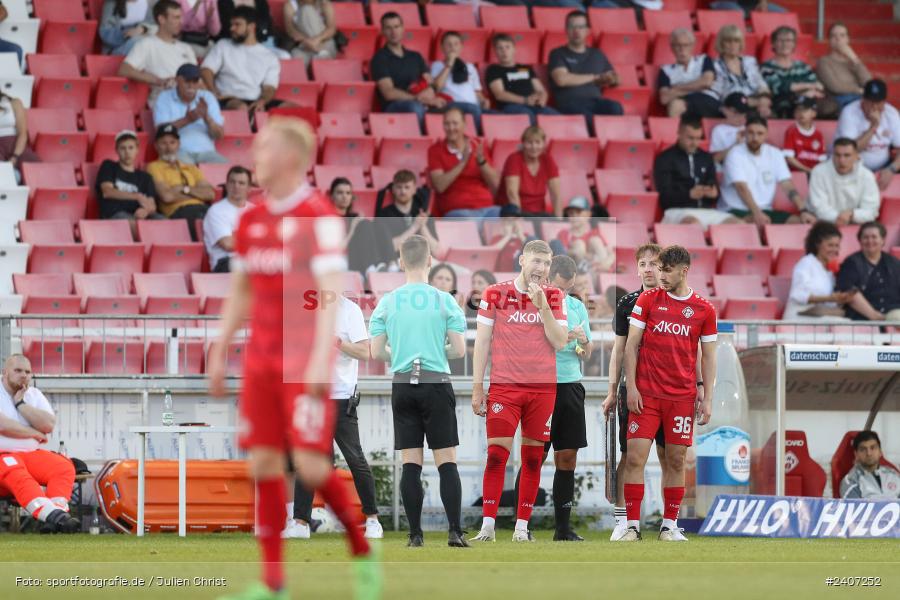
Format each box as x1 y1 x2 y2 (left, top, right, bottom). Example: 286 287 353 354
208 117 380 600
470 240 568 542
622 246 717 542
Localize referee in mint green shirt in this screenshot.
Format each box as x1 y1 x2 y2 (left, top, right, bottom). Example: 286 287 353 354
369 235 468 549
548 255 593 541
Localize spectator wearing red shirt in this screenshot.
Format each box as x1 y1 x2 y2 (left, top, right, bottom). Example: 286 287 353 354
498 126 562 217
428 107 501 218
783 96 827 174
555 196 614 274
489 204 535 271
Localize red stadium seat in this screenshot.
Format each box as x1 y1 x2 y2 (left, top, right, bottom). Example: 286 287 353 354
556 169 593 205
615 65 643 88
221 110 252 136
482 114 531 142
24 338 85 375
28 244 86 274
369 166 397 190
718 247 774 277
371 2 422 26
773 247 805 276
19 220 74 244
647 117 679 148
29 188 89 224
40 21 98 56
443 247 501 272
331 1 366 27
537 114 589 139
27 54 80 79
838 224 861 261
654 223 707 248
133 273 188 298
425 5 476 30
279 59 308 84
485 30 541 65
136 219 192 245
765 118 793 147
601 140 656 178
452 29 490 65
722 297 779 320
377 138 432 172
274 82 321 109
597 32 649 66
191 273 230 308
34 77 91 112
86 340 144 375
94 78 150 113
612 245 638 274
604 87 653 119
352 190 377 218
594 168 646 203
696 10 745 35
321 136 376 167
540 31 568 64
435 221 482 247
772 171 808 214
311 58 364 83
712 274 766 300
321 82 376 116
83 108 137 137
749 11 800 38
480 6 530 30
368 272 407 296
425 112 476 139
73 272 131 297
26 108 78 142
84 54 124 80
31 132 89 164
313 165 367 189
592 115 645 149
818 120 838 150
217 135 255 165
531 7 570 32
686 246 717 284
605 193 659 229
13 273 72 298
143 297 200 324
643 10 693 37
21 162 78 187
709 223 762 248
588 8 639 36
369 113 422 140
393 26 433 60
767 274 791 317
338 26 379 62
82 296 140 326
763 223 810 250
548 139 600 172
318 112 366 137
489 139 519 173
78 218 134 246
880 198 900 226
33 0 87 20
146 339 205 374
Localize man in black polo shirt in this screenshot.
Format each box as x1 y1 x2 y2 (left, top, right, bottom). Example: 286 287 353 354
653 115 740 229
485 34 559 125
370 12 446 131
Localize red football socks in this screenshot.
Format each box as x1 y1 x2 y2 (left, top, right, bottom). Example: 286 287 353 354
255 478 286 592
481 445 510 519
517 445 544 522
664 486 685 521
318 470 370 557
624 483 644 522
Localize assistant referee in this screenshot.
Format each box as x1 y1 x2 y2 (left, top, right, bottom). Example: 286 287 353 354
369 235 469 548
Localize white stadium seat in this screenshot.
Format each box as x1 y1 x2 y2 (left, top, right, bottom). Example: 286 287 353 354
0 74 33 106
0 294 23 314
0 19 40 55
0 52 22 75
0 244 29 294
1 0 31 21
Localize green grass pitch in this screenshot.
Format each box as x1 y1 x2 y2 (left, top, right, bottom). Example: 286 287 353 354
1 531 897 599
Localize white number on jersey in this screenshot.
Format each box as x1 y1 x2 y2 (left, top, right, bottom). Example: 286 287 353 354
673 416 692 434
293 395 325 436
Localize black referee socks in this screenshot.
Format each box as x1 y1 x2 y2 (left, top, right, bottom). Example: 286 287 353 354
553 470 576 533
400 463 424 535
438 462 462 532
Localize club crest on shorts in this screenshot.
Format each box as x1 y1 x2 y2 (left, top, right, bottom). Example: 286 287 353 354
682 306 695 318
629 422 639 434
491 402 504 414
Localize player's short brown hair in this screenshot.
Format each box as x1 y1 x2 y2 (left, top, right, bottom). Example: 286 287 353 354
635 243 661 261
392 169 417 186
522 239 552 256
400 235 430 269
549 255 577 281
658 245 692 268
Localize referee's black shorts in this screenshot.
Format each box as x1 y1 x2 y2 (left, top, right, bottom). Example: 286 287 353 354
545 382 588 452
617 385 666 453
391 382 459 450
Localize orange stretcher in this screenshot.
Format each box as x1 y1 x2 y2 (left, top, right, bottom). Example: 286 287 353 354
94 460 362 535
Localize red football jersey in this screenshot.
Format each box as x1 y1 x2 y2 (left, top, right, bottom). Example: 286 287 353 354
232 184 347 374
629 287 717 402
476 278 567 387
783 124 827 170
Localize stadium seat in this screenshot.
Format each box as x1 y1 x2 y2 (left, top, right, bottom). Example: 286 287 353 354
615 65 643 88
377 138 432 172
604 87 653 119
696 10 745 35
82 296 138 327
311 58 364 83
19 219 74 244
773 247 805 276
335 26 379 62
556 169 593 205
27 53 80 78
368 272 407 296
435 221 482 248
425 4 476 29
369 113 422 140
880 198 900 226
592 115 645 149
488 139 519 173
313 165 367 190
133 272 187 298
772 171 808 214
199 163 234 189
0 245 29 293
601 140 656 178
370 2 422 26
216 135 254 166
755 430 826 497
722 297 779 320
330 1 366 27
33 0 86 20
587 8 639 36
686 246 717 284
13 273 72 297
29 188 89 224
829 431 900 499
321 136 376 167
654 223 707 248
85 54 124 81
537 114 590 140
90 131 150 164
19 295 81 327
73 272 130 297
598 272 640 295
394 26 432 60
838 224 861 261
86 340 144 375
425 112 476 139
40 20 98 56
318 112 366 138
321 82 375 116
369 166 397 191
0 19 40 57
712 274 766 301
278 59 308 85
34 77 91 112
83 108 137 137
443 247 501 272
31 131 90 164
221 111 252 136
453 29 490 65
709 223 762 248
597 221 647 248
611 245 637 275
540 31 569 64
765 119 793 148
28 244 86 274
136 220 192 245
597 32 649 66
531 7 572 32
817 120 838 150
352 190 377 218
482 114 531 142
605 193 658 229
643 10 693 37
548 139 600 172
767 274 791 317
485 29 541 65
763 223 810 250
191 273 230 313
594 168 646 203
2 0 31 20
749 11 800 38
480 5 530 30
21 162 78 187
94 77 150 113
274 82 320 109
24 338 85 375
0 73 35 107
718 247 774 277
647 117 680 148
145 339 205 375
26 108 80 141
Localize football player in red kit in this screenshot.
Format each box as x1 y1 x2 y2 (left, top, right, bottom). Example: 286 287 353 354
207 118 380 600
621 245 717 542
470 240 568 542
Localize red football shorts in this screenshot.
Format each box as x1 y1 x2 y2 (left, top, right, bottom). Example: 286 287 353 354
485 384 556 442
238 367 336 454
626 394 696 446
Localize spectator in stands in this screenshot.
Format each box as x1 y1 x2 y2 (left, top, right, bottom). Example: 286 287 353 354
720 114 806 226
836 222 900 322
375 169 443 262
202 165 251 272
710 92 749 164
217 0 274 48
806 138 880 226
710 25 772 118
485 34 558 125
284 0 338 65
428 107 501 218
333 177 398 274
429 263 459 298
431 31 492 133
840 431 900 499
0 2 23 66
657 28 720 119
96 130 163 223
782 97 826 175
147 123 216 239
465 269 496 319
784 221 856 319
176 0 220 59
654 115 736 228
817 23 873 114
119 0 198 107
488 204 534 272
0 92 38 170
760 26 825 119
0 355 81 534
498 125 562 217
555 196 614 273
836 79 900 191
99 0 155 57
710 1 786 14
549 10 624 129
371 12 446 131
153 63 227 164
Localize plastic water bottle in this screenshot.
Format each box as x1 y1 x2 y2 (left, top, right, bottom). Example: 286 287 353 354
693 323 752 518
57 440 67 457
89 508 101 535
162 390 174 426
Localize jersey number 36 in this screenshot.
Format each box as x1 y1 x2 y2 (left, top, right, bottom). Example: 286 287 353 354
672 416 692 434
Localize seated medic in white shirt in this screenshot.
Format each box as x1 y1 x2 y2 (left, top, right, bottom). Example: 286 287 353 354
0 355 81 533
